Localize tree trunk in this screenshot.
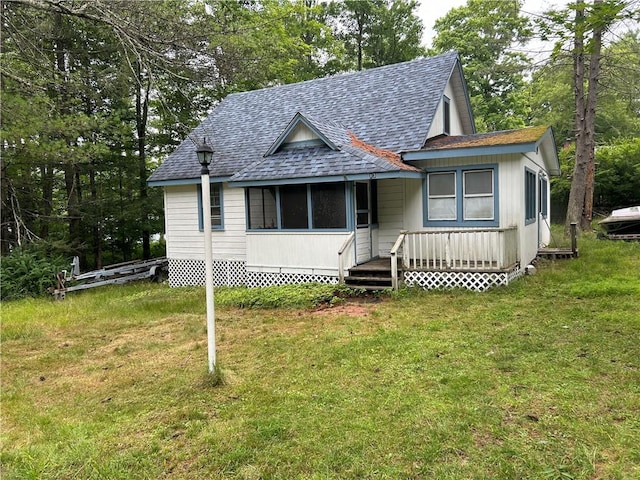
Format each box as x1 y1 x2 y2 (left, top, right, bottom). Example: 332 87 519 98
565 5 587 234
136 63 151 259
565 0 603 234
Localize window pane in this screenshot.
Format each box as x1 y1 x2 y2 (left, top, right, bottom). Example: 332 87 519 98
464 170 492 195
248 187 277 229
464 196 493 220
311 183 346 229
428 172 455 196
525 171 536 221
280 185 308 229
428 198 456 220
210 185 222 227
355 182 368 210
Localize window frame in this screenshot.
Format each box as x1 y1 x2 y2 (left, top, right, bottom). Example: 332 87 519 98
539 175 548 218
525 168 537 225
443 95 451 135
245 182 350 232
423 164 499 228
197 182 224 231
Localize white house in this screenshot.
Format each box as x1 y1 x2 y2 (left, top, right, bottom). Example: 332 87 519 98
148 52 560 292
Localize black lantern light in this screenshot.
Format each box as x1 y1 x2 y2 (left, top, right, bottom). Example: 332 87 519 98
196 137 214 174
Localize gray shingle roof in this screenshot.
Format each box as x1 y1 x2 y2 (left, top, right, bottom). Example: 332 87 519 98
148 52 461 184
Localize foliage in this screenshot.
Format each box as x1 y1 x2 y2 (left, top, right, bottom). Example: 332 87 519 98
429 0 532 131
594 137 640 210
215 282 358 309
328 0 425 71
2 237 639 478
0 246 68 301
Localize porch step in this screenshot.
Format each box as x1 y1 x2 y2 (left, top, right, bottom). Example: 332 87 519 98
344 258 399 291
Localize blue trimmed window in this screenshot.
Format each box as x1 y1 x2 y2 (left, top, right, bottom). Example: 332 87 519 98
539 176 548 218
443 95 451 135
525 169 537 224
247 182 347 231
198 183 223 230
424 165 498 227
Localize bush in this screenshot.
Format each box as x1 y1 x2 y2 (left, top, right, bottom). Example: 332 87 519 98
0 248 68 301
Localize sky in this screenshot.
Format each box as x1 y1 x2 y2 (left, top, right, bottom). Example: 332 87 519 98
417 0 571 48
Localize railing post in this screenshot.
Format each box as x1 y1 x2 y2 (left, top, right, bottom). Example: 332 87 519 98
570 222 578 257
390 231 406 290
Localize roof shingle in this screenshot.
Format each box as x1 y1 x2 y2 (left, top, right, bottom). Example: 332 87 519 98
148 52 462 184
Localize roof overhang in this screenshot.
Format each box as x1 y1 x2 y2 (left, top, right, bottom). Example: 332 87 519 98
229 170 423 188
148 176 232 187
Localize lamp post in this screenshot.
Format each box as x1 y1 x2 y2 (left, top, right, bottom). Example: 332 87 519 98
197 138 216 373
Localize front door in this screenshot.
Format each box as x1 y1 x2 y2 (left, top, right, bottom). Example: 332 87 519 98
355 181 372 264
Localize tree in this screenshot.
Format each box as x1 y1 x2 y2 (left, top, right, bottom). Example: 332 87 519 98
429 0 533 132
328 0 425 71
537 0 636 232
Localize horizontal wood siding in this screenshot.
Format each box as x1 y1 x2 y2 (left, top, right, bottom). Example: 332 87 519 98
246 232 349 274
377 178 405 256
164 184 246 261
426 81 465 138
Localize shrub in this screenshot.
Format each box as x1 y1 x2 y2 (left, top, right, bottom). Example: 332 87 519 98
0 248 68 301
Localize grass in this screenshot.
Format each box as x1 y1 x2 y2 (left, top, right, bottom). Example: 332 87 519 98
1 234 639 479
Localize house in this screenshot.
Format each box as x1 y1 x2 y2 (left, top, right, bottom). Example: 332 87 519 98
148 51 560 292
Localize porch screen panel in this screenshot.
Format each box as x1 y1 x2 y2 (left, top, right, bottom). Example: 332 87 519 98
280 184 309 229
311 182 346 229
428 172 456 220
463 170 494 220
247 187 277 229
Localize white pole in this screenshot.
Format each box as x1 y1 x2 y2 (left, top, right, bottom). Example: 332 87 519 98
201 172 216 373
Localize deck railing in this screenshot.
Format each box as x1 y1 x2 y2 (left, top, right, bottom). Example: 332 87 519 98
337 232 356 283
391 227 518 281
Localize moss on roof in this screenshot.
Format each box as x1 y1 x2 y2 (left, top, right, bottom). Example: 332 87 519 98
423 125 549 151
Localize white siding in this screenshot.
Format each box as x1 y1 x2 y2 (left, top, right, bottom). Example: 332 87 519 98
426 81 465 139
246 232 350 275
164 184 247 261
404 152 552 266
377 178 405 255
288 123 318 143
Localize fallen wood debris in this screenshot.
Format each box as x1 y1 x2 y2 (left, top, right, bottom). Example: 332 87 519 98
52 257 168 300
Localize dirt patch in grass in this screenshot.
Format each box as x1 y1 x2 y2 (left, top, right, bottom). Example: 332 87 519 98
312 296 384 318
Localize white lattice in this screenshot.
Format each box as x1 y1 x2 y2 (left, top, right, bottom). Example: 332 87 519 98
168 259 247 287
245 271 338 288
168 258 338 288
403 266 522 292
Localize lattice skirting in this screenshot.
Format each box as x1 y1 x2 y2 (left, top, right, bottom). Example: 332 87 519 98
403 266 523 292
245 271 338 288
168 258 338 288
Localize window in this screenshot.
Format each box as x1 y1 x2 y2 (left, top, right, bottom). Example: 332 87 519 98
312 183 346 228
355 182 369 226
443 96 451 135
463 170 494 220
280 185 308 229
427 172 456 220
539 176 548 217
525 169 537 224
247 187 277 229
198 183 223 230
425 165 498 227
247 182 347 230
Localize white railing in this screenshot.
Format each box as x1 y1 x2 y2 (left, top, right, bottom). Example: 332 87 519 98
394 227 518 275
337 232 355 283
390 231 406 290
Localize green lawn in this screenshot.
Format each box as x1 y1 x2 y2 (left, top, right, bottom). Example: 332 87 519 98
2 235 639 479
